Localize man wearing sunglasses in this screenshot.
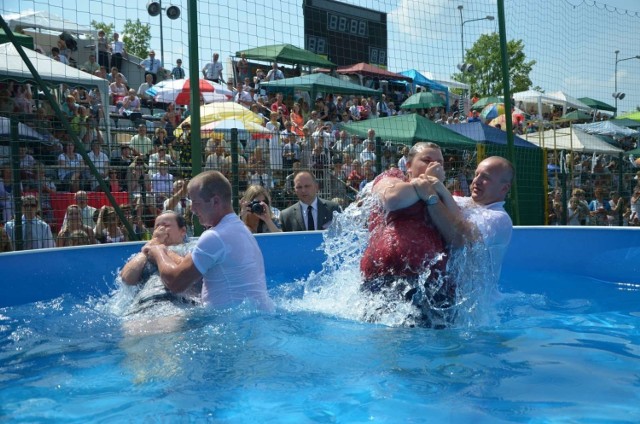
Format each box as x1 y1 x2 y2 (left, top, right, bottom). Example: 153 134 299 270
4 195 55 250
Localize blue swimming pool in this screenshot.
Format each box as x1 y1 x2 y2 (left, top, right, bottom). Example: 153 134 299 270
1 227 640 422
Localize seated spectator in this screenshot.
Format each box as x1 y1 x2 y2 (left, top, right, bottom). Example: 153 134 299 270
239 184 282 233
57 204 96 247
57 142 87 193
94 205 128 243
109 73 128 107
137 73 155 109
130 124 153 158
120 89 142 121
151 160 175 199
83 54 100 75
61 94 77 118
18 146 37 181
26 164 56 224
148 145 176 175
204 141 227 171
127 156 153 206
111 144 134 187
248 163 273 189
152 127 170 147
161 103 182 142
5 195 55 250
87 140 110 190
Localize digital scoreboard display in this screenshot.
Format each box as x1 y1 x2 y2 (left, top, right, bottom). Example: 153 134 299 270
303 0 388 67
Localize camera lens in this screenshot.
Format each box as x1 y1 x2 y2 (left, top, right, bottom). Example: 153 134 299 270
250 200 264 214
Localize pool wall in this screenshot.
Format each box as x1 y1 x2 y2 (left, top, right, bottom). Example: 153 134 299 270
2 227 640 307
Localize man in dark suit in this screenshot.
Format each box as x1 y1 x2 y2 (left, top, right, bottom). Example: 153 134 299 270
280 171 341 232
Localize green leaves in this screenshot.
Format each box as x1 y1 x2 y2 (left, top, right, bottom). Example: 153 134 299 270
453 33 536 97
122 19 152 59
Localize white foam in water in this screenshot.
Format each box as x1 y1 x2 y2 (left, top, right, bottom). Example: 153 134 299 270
276 188 501 329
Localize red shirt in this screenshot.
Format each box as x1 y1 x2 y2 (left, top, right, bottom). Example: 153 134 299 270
360 169 448 280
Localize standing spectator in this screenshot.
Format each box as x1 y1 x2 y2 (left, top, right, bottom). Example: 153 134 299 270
236 53 250 82
359 140 377 169
96 30 109 69
138 50 163 84
5 195 55 250
266 62 285 81
397 146 409 174
202 53 224 83
280 171 341 231
86 140 110 190
171 58 185 80
234 82 253 107
588 188 611 226
0 166 21 224
109 32 127 71
239 184 282 234
161 102 182 142
270 92 290 119
57 204 96 247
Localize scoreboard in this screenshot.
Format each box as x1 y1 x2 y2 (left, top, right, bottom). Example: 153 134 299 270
303 0 388 67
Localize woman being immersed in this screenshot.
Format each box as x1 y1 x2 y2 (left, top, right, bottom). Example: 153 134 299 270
238 185 282 234
359 142 454 328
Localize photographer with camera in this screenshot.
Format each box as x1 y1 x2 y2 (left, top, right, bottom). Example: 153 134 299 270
239 185 282 234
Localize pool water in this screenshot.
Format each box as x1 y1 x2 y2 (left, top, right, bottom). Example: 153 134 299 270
1 270 639 423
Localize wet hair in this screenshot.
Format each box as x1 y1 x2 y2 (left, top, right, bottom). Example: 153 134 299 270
158 210 187 229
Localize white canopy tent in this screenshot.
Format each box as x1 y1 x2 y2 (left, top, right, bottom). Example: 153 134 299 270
514 89 592 118
524 127 623 154
0 42 111 146
574 121 639 138
4 10 96 36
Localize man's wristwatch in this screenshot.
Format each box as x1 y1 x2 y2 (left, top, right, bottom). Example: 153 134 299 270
426 194 439 206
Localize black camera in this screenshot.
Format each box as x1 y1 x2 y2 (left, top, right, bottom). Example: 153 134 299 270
249 200 265 214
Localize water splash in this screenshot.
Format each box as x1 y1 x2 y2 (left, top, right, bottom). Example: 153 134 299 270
276 190 501 329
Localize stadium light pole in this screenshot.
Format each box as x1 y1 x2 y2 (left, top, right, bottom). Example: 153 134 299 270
458 5 494 63
613 50 640 117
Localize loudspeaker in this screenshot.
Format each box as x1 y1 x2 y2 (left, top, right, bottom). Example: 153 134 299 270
166 5 181 20
147 1 161 16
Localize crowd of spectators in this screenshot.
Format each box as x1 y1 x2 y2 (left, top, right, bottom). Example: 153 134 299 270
2 44 640 252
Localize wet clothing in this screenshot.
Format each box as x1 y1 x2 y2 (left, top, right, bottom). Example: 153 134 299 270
360 169 453 328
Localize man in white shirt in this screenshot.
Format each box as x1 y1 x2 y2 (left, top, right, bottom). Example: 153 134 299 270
109 33 127 71
266 62 284 81
202 53 224 83
138 50 163 84
87 141 110 190
5 195 55 250
145 171 273 310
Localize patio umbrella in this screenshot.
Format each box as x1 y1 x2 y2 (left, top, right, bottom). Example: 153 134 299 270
471 96 503 111
400 91 445 110
480 103 505 121
175 102 264 138
489 112 525 128
201 118 270 140
147 78 233 105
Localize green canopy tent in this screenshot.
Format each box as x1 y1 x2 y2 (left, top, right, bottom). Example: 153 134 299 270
342 114 476 147
236 44 335 68
612 118 640 129
400 91 445 110
0 29 33 50
260 73 380 102
560 110 593 122
577 97 616 113
617 111 640 122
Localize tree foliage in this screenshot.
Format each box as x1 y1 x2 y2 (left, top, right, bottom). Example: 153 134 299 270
453 33 536 96
91 21 115 40
122 19 152 59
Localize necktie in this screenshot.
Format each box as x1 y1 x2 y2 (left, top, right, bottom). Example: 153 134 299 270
307 205 315 231
24 220 34 250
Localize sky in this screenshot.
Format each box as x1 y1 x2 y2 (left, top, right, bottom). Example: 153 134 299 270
3 0 640 114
